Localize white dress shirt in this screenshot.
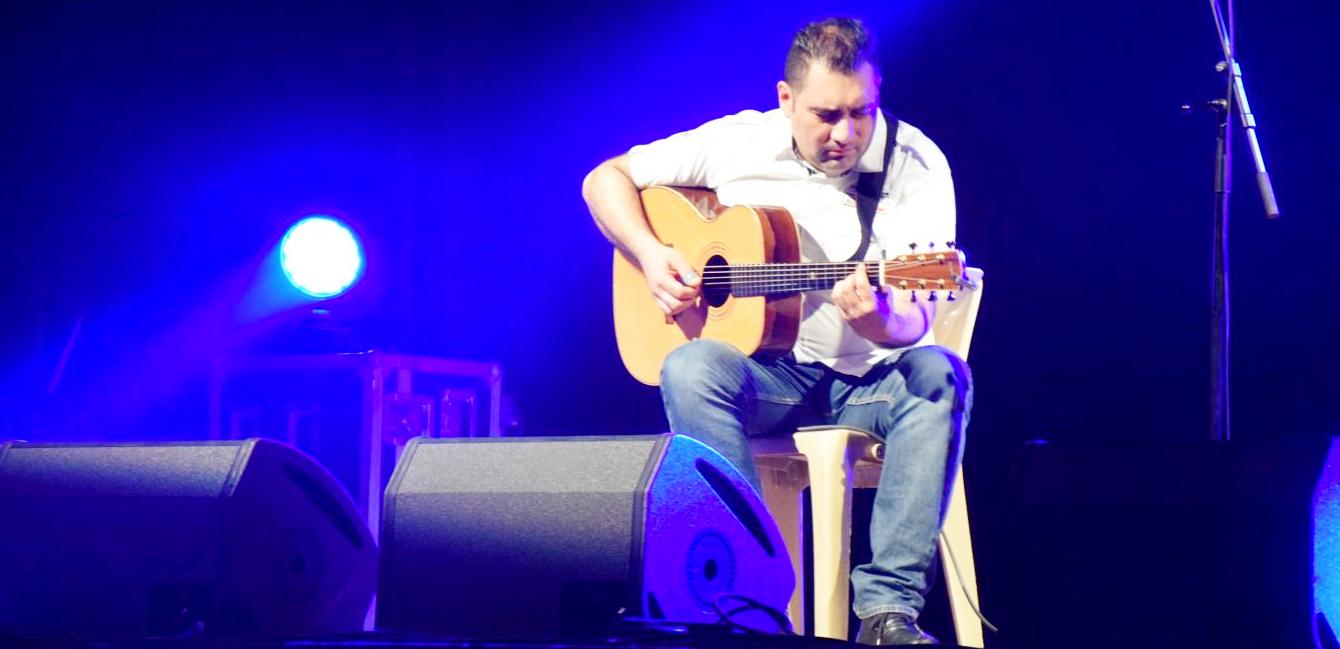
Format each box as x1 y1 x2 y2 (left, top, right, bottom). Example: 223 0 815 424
627 108 956 376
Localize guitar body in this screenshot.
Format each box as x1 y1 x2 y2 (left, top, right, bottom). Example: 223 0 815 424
613 186 802 386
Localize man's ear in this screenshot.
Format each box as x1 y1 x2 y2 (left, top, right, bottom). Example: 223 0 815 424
777 80 795 117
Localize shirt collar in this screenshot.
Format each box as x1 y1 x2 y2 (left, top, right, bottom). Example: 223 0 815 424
772 110 891 176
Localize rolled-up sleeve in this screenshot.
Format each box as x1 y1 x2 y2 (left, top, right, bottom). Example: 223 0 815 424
626 110 764 190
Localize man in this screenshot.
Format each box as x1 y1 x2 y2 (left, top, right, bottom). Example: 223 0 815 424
582 17 971 646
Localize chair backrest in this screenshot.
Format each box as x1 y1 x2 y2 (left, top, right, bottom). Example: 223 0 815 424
931 267 984 361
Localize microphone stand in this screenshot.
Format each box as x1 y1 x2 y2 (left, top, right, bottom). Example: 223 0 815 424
1205 0 1281 443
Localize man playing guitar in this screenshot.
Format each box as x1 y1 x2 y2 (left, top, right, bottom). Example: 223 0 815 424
582 17 971 646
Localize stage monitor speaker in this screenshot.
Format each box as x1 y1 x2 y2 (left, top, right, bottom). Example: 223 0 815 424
0 438 377 637
377 434 795 638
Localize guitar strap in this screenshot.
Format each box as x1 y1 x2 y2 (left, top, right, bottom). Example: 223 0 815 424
847 110 899 262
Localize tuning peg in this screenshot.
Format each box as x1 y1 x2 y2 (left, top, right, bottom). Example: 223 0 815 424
946 241 956 249
946 292 957 302
928 241 935 249
908 242 918 252
928 291 939 302
910 291 918 303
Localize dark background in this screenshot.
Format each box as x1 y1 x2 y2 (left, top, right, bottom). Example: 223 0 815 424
2 1 1338 646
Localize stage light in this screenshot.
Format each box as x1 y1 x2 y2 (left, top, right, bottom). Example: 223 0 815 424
280 216 363 298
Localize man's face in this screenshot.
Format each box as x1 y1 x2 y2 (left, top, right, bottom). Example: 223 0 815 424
778 61 879 176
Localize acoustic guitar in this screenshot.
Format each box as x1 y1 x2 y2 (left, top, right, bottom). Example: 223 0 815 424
613 186 970 385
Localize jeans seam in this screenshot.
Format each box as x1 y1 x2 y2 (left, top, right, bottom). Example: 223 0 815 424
845 395 895 406
855 603 920 620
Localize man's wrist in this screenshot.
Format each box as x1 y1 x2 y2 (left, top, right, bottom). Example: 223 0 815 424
868 307 927 347
625 233 663 263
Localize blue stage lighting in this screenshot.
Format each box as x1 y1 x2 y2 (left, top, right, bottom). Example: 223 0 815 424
280 216 364 298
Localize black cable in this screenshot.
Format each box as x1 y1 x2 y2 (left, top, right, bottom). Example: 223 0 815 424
709 593 795 636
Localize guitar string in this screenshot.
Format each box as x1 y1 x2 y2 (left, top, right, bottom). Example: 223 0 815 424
696 276 956 286
712 272 957 281
695 282 959 291
696 269 956 278
695 254 962 266
695 261 956 274
707 282 959 289
696 276 960 286
697 272 947 280
696 269 957 279
694 273 959 283
695 269 955 278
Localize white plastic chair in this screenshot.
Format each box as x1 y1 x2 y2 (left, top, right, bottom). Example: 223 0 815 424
752 267 984 646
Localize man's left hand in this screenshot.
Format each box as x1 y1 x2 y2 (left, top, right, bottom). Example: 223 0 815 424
832 262 926 346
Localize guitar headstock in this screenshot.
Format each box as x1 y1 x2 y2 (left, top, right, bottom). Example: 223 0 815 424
881 243 973 299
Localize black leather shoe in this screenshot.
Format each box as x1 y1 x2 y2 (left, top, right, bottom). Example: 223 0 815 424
855 612 939 645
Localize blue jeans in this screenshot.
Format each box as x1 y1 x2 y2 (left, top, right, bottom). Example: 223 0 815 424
660 339 972 619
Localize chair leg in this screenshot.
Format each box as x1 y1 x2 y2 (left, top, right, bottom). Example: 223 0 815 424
758 461 807 634
793 430 865 641
939 469 984 647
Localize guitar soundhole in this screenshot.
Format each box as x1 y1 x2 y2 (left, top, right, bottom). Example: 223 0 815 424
702 255 730 308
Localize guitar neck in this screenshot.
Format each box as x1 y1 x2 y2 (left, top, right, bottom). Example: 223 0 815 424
701 255 964 298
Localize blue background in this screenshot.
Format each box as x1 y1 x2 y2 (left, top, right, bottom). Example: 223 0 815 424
5 1 1335 445
4 1 1340 645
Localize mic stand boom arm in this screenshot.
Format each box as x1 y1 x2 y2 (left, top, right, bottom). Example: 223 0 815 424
1211 0 1281 218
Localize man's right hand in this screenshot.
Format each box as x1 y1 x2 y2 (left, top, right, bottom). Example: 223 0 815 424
636 243 701 316
582 155 701 315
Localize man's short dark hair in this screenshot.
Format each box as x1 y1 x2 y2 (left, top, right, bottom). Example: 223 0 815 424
784 17 877 88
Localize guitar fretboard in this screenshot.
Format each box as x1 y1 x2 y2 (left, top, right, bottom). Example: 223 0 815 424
710 263 880 297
